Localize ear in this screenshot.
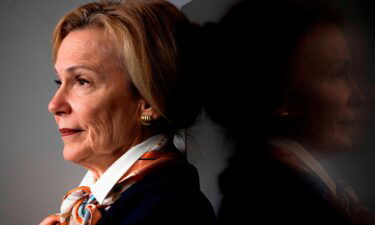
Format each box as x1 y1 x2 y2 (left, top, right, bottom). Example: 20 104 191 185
139 99 160 120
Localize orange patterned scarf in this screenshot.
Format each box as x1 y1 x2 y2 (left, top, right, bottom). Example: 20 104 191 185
41 140 183 225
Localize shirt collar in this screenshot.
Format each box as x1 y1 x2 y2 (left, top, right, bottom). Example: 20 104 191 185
79 134 167 204
270 137 337 196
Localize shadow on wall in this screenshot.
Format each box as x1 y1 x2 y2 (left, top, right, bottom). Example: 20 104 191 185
190 0 375 224
183 0 243 24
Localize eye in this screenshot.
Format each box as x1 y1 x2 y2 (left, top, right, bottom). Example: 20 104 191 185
337 66 350 79
54 79 62 87
331 62 350 81
75 77 90 86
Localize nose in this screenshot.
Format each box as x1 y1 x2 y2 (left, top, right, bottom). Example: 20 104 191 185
48 88 72 116
348 78 365 107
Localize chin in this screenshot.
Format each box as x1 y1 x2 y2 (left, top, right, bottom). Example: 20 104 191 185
335 137 354 152
62 145 89 163
321 136 354 157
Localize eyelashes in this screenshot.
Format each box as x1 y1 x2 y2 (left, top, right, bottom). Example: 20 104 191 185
53 77 90 87
76 77 90 86
54 79 62 87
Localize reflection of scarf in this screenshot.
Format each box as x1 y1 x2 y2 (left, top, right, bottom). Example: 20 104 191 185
48 136 183 225
335 180 375 225
270 137 375 225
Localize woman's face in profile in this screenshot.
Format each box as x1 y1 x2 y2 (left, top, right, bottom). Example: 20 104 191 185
48 28 141 166
291 24 363 154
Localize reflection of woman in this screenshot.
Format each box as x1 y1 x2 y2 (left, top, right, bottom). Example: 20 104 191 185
202 0 375 224
39 1 215 225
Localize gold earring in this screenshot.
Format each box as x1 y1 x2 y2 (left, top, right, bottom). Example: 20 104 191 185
275 111 291 118
140 114 153 126
281 111 290 117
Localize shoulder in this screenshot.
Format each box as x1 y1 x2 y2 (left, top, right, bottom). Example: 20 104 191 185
219 148 352 225
98 162 217 225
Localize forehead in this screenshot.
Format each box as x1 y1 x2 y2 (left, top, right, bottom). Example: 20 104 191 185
295 24 350 62
55 27 117 72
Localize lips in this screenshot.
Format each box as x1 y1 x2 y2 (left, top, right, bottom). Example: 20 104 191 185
59 128 84 137
338 117 355 124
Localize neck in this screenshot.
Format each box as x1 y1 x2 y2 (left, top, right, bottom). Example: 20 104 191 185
82 130 158 180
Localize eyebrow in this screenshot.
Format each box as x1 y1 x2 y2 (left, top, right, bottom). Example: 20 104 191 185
54 65 100 76
328 58 351 66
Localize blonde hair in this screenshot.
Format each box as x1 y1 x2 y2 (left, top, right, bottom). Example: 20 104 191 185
53 0 201 133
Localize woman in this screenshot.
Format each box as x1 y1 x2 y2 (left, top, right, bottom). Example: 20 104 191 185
39 0 215 224
201 0 374 224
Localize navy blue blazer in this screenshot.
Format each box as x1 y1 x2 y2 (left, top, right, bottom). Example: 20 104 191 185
218 142 356 225
96 162 217 225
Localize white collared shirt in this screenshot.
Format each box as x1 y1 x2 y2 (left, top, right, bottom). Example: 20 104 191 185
270 137 337 196
79 134 167 205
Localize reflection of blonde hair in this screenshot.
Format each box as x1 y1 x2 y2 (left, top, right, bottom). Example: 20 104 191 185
53 0 201 133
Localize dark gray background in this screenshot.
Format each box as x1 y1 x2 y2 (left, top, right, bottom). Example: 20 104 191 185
0 0 373 224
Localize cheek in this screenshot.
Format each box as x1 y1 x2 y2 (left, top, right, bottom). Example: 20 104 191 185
307 81 348 119
77 96 140 153
111 103 140 142
305 82 352 148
